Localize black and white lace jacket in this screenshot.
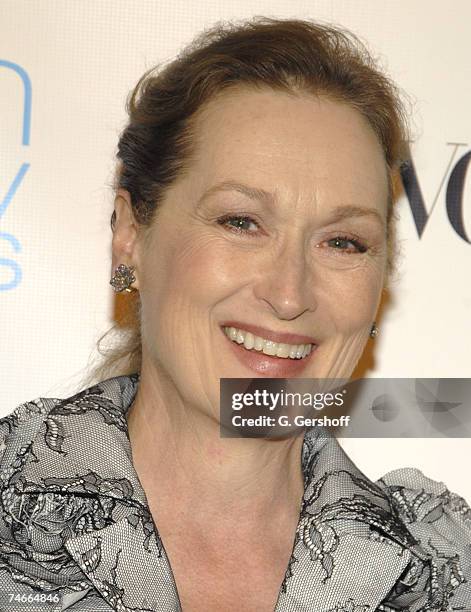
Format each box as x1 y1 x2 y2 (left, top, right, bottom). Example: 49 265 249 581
0 375 470 611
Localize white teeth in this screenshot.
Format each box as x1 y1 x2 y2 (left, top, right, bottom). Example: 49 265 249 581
276 343 291 358
243 332 255 350
223 326 314 360
262 340 277 356
254 335 264 351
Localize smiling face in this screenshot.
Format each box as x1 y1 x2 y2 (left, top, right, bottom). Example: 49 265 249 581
127 87 389 414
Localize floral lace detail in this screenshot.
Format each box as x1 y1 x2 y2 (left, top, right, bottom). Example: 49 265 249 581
0 376 470 611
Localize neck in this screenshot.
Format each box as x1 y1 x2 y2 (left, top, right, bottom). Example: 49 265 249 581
126 362 305 530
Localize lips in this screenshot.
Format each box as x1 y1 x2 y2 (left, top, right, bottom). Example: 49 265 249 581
220 324 317 377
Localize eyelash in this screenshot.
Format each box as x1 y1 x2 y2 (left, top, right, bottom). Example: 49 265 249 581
216 214 368 254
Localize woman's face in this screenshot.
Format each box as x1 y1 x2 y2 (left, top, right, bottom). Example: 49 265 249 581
132 88 389 414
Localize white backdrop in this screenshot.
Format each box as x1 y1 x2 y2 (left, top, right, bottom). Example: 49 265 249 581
1 1 470 498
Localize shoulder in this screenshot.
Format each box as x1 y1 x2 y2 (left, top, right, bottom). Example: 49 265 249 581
377 467 471 607
0 395 60 468
0 379 138 610
0 375 139 468
377 466 471 536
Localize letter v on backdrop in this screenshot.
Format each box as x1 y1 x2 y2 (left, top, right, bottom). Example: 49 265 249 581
401 142 470 244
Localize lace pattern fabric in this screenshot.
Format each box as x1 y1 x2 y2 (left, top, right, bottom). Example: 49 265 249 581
0 375 470 611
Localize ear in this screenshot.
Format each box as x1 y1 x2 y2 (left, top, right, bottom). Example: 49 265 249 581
111 190 141 290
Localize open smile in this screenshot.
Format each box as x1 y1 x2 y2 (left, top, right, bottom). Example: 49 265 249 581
220 324 317 377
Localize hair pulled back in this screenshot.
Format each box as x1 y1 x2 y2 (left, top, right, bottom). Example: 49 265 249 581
93 17 408 382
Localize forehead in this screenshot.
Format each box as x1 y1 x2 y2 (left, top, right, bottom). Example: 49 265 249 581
184 87 389 216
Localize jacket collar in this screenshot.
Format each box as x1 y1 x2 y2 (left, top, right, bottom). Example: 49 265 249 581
17 375 426 611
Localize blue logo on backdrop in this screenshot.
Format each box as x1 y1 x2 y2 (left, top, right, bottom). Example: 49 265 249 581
0 60 31 291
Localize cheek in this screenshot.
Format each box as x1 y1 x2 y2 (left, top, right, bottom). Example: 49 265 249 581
140 226 243 330
174 234 243 303
323 266 383 332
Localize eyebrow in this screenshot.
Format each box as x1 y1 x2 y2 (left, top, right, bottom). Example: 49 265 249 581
197 180 385 228
327 205 385 228
196 180 275 208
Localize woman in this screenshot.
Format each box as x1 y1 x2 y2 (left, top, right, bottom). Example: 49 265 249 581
0 18 470 612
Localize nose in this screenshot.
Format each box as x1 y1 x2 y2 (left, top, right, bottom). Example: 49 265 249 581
253 239 318 321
